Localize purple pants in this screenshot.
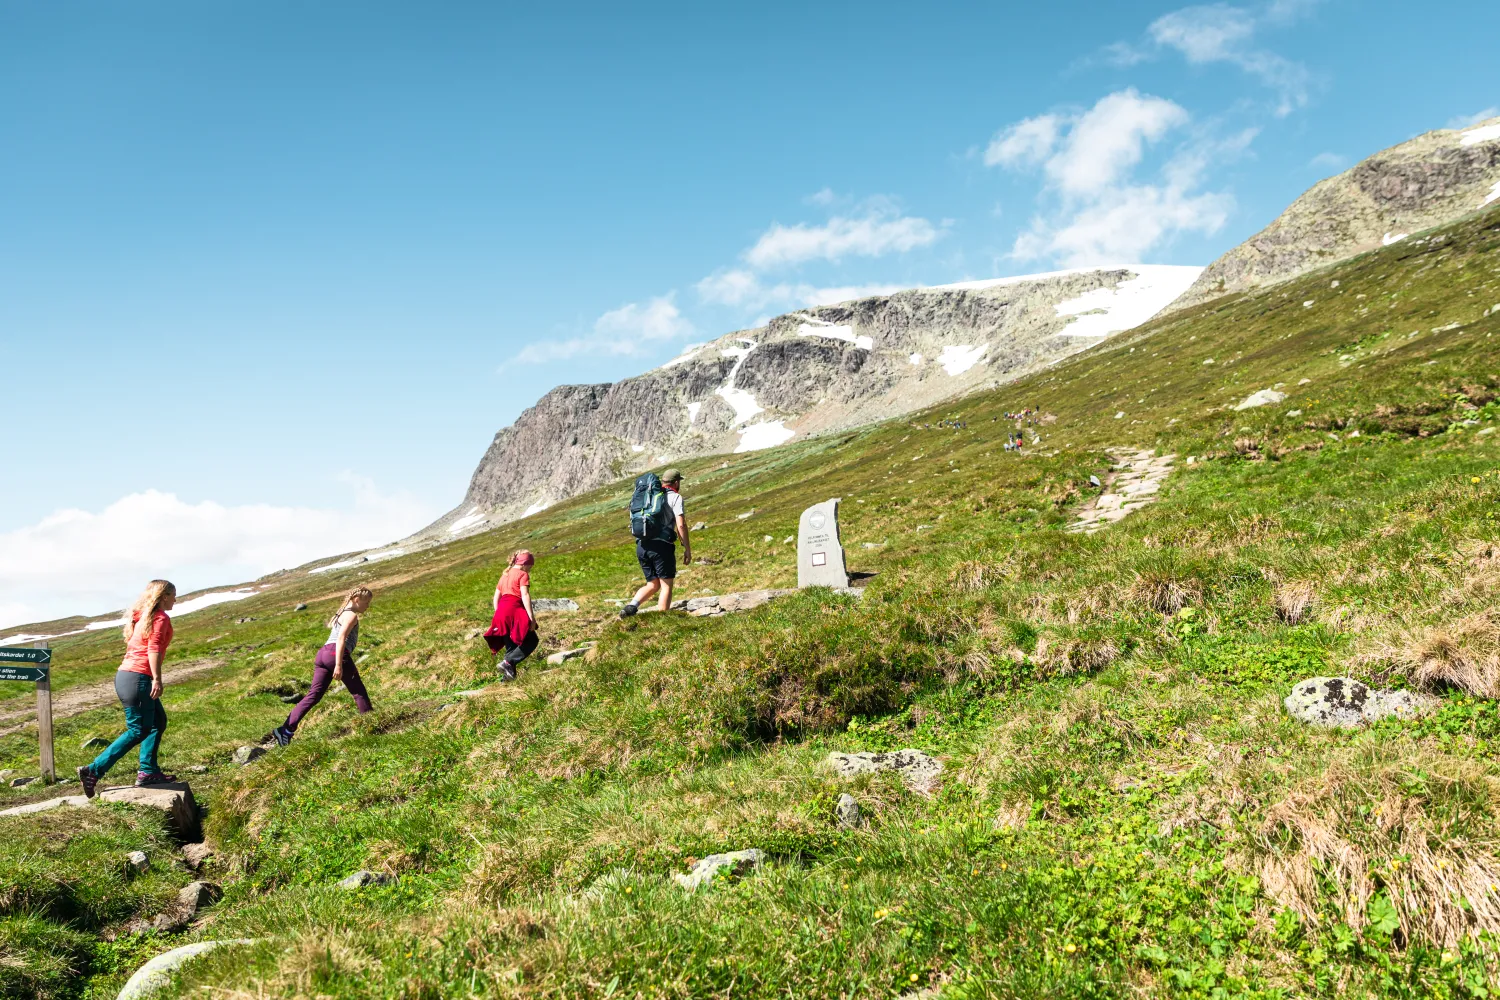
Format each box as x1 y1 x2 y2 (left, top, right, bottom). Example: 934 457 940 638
285 643 372 731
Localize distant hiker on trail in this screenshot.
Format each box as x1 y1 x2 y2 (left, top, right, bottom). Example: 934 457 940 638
272 586 374 746
484 550 538 681
77 579 178 796
620 467 691 618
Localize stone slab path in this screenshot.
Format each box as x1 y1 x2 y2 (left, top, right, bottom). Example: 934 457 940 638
1066 449 1175 534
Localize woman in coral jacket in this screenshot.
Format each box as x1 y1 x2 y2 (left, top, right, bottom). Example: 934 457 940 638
77 579 178 796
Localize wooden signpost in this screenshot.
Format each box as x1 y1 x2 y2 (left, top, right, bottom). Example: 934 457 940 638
0 644 53 783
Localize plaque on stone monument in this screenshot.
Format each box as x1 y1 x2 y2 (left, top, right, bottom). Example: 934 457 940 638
798 499 849 588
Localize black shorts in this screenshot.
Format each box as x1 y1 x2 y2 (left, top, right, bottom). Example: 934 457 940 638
636 539 677 581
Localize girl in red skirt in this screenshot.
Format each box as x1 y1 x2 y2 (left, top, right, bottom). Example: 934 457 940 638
484 550 538 681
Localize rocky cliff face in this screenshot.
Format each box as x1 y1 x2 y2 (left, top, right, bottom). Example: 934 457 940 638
1171 117 1500 311
425 265 1200 536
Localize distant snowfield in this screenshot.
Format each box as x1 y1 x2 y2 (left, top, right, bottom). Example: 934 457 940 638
0 587 259 644
686 401 702 424
714 340 765 426
735 420 796 453
937 344 988 375
447 508 487 534
1460 123 1500 146
1383 232 1410 246
797 318 874 352
1052 265 1203 339
522 500 551 518
1483 181 1500 209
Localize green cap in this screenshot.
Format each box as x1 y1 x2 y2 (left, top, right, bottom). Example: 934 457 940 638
660 467 682 483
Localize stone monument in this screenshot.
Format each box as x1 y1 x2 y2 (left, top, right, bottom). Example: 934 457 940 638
798 499 849 589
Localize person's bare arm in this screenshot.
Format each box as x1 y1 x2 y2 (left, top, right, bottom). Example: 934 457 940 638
493 584 503 613
520 583 534 623
333 613 356 681
676 513 691 563
148 647 164 700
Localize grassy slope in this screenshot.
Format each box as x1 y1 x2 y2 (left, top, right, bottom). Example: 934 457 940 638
3 208 1500 998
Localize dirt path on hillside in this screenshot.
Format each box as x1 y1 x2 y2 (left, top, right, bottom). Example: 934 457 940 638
1067 449 1176 533
0 659 225 737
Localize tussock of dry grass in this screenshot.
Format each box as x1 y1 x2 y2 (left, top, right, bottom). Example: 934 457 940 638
1129 571 1201 615
1273 581 1316 625
1249 750 1500 949
1372 608 1500 697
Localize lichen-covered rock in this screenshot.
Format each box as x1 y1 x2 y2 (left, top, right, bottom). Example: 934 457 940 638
337 869 394 889
1284 676 1437 728
126 851 149 874
531 598 579 612
835 793 863 830
827 749 943 795
673 849 764 891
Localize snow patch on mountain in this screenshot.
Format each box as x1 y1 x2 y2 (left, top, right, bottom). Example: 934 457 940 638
1460 123 1500 147
1053 266 1203 338
937 344 987 375
735 421 797 453
797 316 874 351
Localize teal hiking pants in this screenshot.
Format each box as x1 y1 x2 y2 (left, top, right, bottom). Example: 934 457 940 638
88 670 167 777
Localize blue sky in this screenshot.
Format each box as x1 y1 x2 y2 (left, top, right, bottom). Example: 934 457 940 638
1 0 1497 626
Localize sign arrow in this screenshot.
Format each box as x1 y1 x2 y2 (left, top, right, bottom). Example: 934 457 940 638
0 646 51 665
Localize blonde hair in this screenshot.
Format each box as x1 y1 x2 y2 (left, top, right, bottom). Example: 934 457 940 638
328 586 374 628
125 580 176 642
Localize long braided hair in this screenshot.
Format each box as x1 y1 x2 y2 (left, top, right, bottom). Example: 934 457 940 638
328 586 374 628
124 580 176 642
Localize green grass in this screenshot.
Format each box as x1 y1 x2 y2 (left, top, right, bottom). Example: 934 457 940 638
3 207 1500 997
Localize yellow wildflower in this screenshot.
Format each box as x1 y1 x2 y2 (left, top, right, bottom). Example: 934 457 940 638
1065 943 1077 954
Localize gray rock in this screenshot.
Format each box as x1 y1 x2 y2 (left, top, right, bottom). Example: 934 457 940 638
127 850 149 873
531 598 580 612
116 939 259 1000
835 793 863 830
99 783 202 841
0 795 89 817
454 689 488 698
185 764 208 773
0 770 11 780
232 745 266 766
673 849 764 891
182 843 216 870
295 603 308 611
80 736 110 749
336 869 393 889
8 775 37 788
827 749 943 795
1284 676 1438 728
178 880 222 910
691 522 707 532
466 628 484 640
545 645 594 665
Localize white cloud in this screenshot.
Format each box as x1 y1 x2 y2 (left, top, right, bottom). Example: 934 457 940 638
1047 91 1189 196
1308 151 1346 171
984 114 1063 168
1107 3 1317 116
743 211 939 269
1448 108 1500 130
696 271 904 312
1016 184 1233 266
991 90 1241 267
516 294 693 364
0 478 433 629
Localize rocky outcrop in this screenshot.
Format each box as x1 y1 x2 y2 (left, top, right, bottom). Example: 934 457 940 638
1172 117 1500 311
428 266 1200 534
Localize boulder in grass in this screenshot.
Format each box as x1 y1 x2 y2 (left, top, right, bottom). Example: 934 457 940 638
127 851 150 874
233 745 266 766
826 749 943 795
673 849 764 891
99 782 203 842
1284 676 1437 728
182 842 216 871
337 869 394 889
835 793 864 830
116 939 259 1000
178 880 223 909
531 598 580 612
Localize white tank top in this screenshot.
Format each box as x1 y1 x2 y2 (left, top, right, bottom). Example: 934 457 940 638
327 610 359 651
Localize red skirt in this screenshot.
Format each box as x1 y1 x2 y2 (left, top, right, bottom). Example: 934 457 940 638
484 593 535 652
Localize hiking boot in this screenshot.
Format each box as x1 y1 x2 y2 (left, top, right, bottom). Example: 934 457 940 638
618 603 638 619
135 771 177 787
77 766 98 799
272 724 293 747
500 661 518 682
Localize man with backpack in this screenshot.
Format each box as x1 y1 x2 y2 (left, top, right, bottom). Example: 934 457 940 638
620 467 691 618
